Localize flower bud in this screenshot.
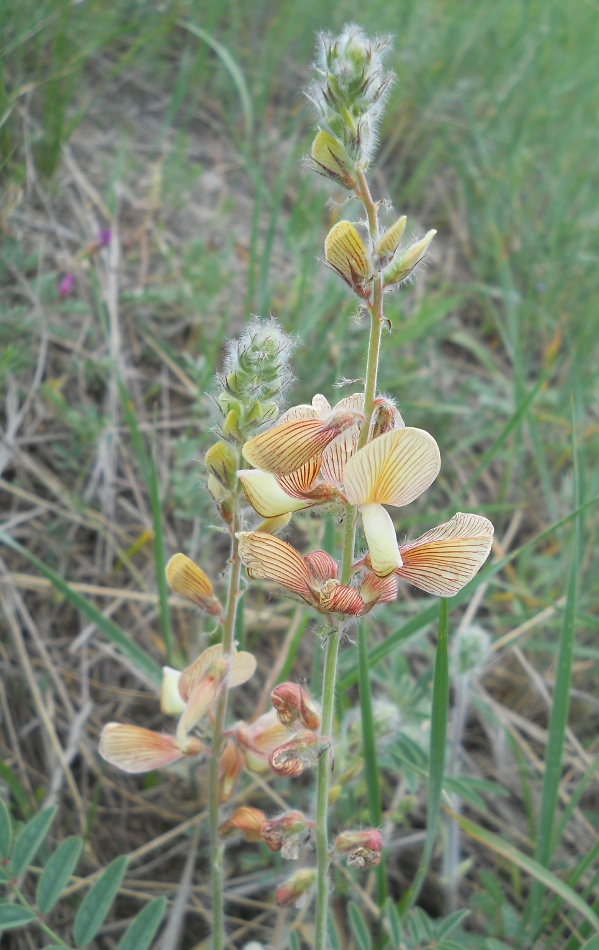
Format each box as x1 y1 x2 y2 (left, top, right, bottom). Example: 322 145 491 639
275 869 316 908
223 408 243 443
165 554 222 616
269 730 323 777
218 739 245 802
219 806 266 842
205 442 237 489
335 828 383 868
324 221 372 298
383 230 436 287
234 709 289 773
271 683 321 731
375 216 407 258
160 666 185 716
262 810 312 859
306 130 357 190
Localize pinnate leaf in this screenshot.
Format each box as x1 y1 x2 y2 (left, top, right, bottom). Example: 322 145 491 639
117 897 166 950
0 904 36 929
11 806 56 877
74 855 127 947
37 836 83 913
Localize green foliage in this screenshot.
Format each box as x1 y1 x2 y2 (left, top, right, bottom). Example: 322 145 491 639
37 836 83 914
117 897 167 950
73 855 128 947
0 798 12 858
11 806 56 877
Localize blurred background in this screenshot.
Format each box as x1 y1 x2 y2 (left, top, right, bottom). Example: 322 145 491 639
1 0 599 947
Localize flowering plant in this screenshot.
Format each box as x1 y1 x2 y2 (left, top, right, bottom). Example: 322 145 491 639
98 24 493 949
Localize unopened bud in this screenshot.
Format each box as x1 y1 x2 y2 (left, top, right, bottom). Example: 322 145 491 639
275 869 316 908
271 683 321 731
383 230 436 287
262 811 312 859
205 442 237 489
335 828 382 868
219 806 266 842
269 730 323 777
223 408 242 442
324 221 372 297
160 666 185 716
370 397 404 439
165 554 222 616
219 739 245 802
451 623 490 678
307 131 357 190
375 216 406 258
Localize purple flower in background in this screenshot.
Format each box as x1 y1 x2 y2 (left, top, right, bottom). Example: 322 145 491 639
59 273 74 296
99 229 111 247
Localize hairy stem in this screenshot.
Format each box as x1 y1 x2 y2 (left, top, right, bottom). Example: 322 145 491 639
315 170 384 949
208 460 243 950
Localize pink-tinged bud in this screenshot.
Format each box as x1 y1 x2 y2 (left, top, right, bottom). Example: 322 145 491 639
262 810 312 859
59 273 74 296
334 829 383 868
271 683 321 731
219 806 266 842
268 730 322 777
218 739 245 802
275 869 316 908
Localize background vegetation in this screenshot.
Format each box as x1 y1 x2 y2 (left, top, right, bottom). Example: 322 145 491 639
0 0 598 947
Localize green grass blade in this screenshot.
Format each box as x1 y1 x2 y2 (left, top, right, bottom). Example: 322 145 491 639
528 415 582 934
0 532 162 686
452 810 599 932
399 599 449 916
357 620 386 905
118 380 173 666
177 21 253 142
338 493 599 692
278 611 310 684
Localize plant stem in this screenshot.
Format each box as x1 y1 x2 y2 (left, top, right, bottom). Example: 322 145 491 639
315 170 384 950
11 885 69 947
208 459 243 950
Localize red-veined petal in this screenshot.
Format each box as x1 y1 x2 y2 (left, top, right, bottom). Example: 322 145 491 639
179 644 223 702
177 674 221 741
100 724 188 773
278 404 319 424
344 428 440 507
277 458 322 498
320 425 360 487
319 582 365 615
360 570 398 606
237 532 315 602
243 419 343 475
303 550 338 583
165 553 221 614
397 512 494 596
239 470 311 517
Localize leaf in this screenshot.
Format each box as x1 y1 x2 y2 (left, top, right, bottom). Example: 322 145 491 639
399 600 449 915
0 904 36 929
384 897 401 949
117 896 166 950
436 908 470 938
289 931 301 950
73 855 128 947
0 796 12 858
11 806 56 877
37 836 83 913
0 532 162 686
578 936 599 950
0 758 31 818
451 810 599 931
338 493 599 691
348 901 372 950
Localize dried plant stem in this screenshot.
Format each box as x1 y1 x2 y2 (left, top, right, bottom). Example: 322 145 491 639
209 460 243 950
315 170 384 950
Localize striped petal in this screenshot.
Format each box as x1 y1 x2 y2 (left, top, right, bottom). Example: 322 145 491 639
360 570 398 606
243 418 347 475
177 673 221 742
319 582 365 616
360 503 402 577
343 427 440 507
230 651 257 687
333 393 364 414
324 221 371 285
304 550 338 583
237 532 315 602
239 470 311 518
277 458 322 498
312 394 332 416
278 404 319 424
320 425 360 487
100 724 192 773
179 644 223 702
397 512 494 596
165 554 221 615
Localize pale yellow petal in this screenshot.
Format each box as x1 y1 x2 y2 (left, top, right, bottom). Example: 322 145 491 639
278 404 319 424
179 644 223 702
397 512 494 596
237 532 314 601
160 666 185 715
320 425 360 486
375 216 407 256
256 513 292 535
177 675 220 741
230 651 257 688
360 503 402 577
165 554 220 614
312 394 332 416
239 470 310 518
343 427 440 507
324 221 371 283
100 724 184 773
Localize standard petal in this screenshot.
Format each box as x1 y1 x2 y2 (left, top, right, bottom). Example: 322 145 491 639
160 666 186 715
239 470 311 518
179 644 223 702
237 532 315 601
360 503 402 577
320 425 360 487
100 724 184 773
278 404 319 424
165 554 221 615
312 394 332 416
303 550 338 583
230 651 257 687
397 512 494 596
243 418 346 475
344 427 440 507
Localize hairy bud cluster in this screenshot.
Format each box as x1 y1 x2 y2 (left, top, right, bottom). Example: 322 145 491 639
216 318 294 443
307 24 393 170
451 623 491 678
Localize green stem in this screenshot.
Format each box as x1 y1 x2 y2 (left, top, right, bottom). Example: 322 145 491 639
208 458 243 950
11 885 69 947
315 170 384 950
358 620 386 905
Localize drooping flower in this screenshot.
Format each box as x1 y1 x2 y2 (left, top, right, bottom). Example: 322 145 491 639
269 730 325 777
218 738 246 802
237 532 396 616
99 724 202 774
275 868 316 908
271 683 321 731
262 811 314 859
335 828 383 867
219 806 266 842
165 553 222 615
